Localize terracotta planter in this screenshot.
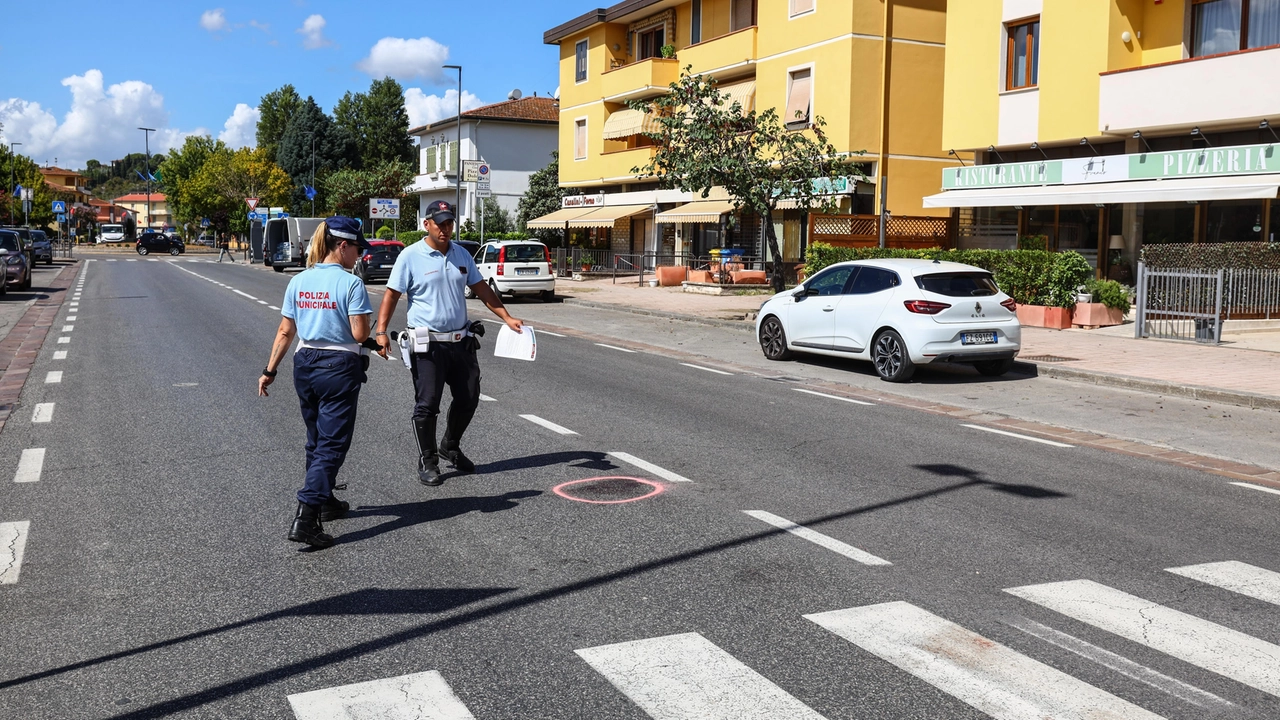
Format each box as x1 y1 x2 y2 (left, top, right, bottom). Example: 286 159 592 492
731 270 767 285
1044 306 1072 329
1071 302 1123 327
1015 304 1072 329
687 270 713 283
1015 305 1045 327
655 265 687 287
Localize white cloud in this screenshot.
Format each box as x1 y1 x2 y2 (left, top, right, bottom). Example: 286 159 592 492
248 19 270 32
218 104 259 149
200 9 227 32
296 14 331 50
404 88 484 129
0 69 216 167
358 36 449 81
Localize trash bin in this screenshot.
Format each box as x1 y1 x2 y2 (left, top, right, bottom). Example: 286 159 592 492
1194 317 1217 341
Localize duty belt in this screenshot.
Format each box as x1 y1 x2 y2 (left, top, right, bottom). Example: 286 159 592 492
409 327 471 343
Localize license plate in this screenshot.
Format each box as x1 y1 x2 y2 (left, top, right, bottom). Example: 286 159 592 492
380 264 394 268
516 268 538 276
961 332 997 345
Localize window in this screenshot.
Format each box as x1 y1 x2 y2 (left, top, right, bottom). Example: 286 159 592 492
785 68 812 128
806 266 853 296
1005 17 1039 90
575 39 588 83
691 0 702 44
483 246 500 263
916 272 999 297
574 119 587 160
638 26 665 60
847 267 899 294
1193 0 1280 56
790 0 815 17
732 0 756 31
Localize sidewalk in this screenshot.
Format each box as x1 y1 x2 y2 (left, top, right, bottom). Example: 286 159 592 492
554 276 1280 410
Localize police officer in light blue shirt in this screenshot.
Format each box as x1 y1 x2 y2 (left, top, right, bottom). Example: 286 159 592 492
375 200 523 486
259 217 374 549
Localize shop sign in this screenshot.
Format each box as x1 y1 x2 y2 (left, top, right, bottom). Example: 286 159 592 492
562 194 605 208
1129 143 1277 181
942 161 1062 190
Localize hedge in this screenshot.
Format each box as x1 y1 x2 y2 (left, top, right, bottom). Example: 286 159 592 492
1141 241 1280 269
803 243 1094 308
458 231 530 242
397 231 427 246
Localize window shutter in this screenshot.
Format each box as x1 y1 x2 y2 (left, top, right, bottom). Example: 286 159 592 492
447 141 459 174
786 69 812 126
424 146 437 174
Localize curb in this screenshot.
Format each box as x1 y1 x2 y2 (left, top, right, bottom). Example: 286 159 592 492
559 297 757 333
1013 360 1280 411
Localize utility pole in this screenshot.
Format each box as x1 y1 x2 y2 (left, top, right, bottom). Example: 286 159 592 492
8 142 21 225
138 127 155 231
304 131 316 217
444 64 463 218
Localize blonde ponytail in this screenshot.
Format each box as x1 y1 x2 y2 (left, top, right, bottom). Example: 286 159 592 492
305 222 333 268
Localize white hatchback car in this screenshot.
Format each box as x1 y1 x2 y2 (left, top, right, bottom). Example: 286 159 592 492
473 240 556 302
755 258 1021 382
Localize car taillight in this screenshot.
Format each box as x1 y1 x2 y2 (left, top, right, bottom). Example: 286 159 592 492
362 253 372 262
498 247 507 263
544 246 553 273
1000 297 1017 312
904 300 951 314
497 263 504 275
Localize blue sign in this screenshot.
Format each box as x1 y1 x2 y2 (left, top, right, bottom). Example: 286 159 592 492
11 184 22 198
275 212 288 219
51 201 66 213
201 218 210 227
56 214 66 223
247 212 261 222
304 185 317 201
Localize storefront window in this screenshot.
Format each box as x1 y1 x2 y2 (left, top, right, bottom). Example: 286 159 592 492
1204 199 1265 242
1143 203 1196 245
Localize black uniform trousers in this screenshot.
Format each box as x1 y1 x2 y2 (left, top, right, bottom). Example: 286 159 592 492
409 339 481 446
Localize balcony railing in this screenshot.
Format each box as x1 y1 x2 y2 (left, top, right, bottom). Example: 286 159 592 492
602 57 680 103
680 27 758 79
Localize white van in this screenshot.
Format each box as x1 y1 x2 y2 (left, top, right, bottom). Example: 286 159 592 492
98 224 125 244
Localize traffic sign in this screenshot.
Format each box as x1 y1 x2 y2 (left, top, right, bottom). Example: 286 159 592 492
477 178 492 198
369 198 401 219
247 212 262 222
245 197 260 211
51 201 66 213
201 218 210 228
477 163 490 178
56 214 66 223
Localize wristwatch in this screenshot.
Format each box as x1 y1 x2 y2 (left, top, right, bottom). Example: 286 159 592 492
262 368 278 378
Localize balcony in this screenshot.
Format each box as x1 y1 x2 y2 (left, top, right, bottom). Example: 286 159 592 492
1099 45 1280 134
563 146 658 186
601 58 679 103
681 27 758 80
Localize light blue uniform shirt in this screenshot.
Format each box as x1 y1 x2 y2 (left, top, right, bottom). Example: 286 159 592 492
282 263 373 344
388 240 482 332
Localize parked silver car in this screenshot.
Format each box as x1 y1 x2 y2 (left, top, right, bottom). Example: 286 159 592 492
0 229 31 293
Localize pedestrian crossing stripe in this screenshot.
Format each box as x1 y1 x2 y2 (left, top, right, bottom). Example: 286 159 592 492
288 669 475 719
1167 560 1280 607
0 521 30 584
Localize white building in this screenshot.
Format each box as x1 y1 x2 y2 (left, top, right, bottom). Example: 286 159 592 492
410 96 559 229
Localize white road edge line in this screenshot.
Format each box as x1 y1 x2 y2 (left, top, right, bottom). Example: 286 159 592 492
44 371 62 384
960 423 1074 448
232 290 257 300
13 449 46 484
680 362 733 376
744 510 891 566
269 306 281 311
0 521 30 584
1228 481 1280 497
519 414 578 435
595 343 636 353
31 403 54 423
793 388 874 406
479 318 565 337
608 451 692 483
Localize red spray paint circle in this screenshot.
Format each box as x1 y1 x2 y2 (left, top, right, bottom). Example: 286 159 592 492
553 476 665 504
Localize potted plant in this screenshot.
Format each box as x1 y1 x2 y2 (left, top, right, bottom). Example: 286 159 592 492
1072 278 1130 327
660 44 677 59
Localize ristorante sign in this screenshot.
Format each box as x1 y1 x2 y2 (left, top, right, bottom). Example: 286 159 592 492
941 142 1280 190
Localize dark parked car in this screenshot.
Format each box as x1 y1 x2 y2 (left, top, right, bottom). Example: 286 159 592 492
136 231 184 256
29 230 52 265
354 240 404 283
0 229 31 293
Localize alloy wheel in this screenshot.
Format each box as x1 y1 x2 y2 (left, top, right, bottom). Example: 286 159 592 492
759 317 791 360
874 332 904 379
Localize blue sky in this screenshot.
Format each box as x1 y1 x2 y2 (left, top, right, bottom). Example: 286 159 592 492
0 0 585 167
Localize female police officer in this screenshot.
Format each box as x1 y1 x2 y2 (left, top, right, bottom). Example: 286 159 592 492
259 217 374 549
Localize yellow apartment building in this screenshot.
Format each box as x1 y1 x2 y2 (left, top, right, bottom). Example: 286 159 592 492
932 0 1280 280
535 0 954 266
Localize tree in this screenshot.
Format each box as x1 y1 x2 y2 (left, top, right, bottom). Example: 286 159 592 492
335 78 415 168
323 160 416 228
277 97 358 214
631 68 864 291
478 197 513 235
0 146 57 228
517 151 569 243
189 146 291 235
257 84 303 161
161 135 226 228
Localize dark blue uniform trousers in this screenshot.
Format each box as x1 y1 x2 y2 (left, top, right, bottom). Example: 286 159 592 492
293 348 363 506
409 341 481 442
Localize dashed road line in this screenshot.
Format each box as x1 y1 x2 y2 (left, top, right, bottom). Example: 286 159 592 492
31 403 54 423
232 290 258 300
56 337 70 344
269 305 280 311
53 351 67 360
66 315 76 321
744 510 891 566
960 424 1074 448
1228 481 1280 497
519 414 578 435
595 343 636 353
257 300 268 305
679 362 733 376
44 371 62 384
793 388 874 406
61 325 73 332
0 521 31 584
13 449 45 484
608 451 691 483
479 394 496 402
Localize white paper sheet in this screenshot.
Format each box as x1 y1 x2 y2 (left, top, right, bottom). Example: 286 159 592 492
494 325 536 361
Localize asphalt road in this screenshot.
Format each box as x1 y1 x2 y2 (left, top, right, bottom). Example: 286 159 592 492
1 257 1278 719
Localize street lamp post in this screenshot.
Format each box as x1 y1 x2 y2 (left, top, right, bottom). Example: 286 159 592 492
443 65 463 220
304 131 316 217
8 142 21 225
138 127 155 231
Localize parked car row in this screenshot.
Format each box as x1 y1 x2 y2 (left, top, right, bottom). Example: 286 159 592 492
0 229 33 294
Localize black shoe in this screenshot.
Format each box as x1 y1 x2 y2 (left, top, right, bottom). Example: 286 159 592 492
319 496 349 521
288 502 334 548
441 446 475 474
418 455 443 486
413 417 443 486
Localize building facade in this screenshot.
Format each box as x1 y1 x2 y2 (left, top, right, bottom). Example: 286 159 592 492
934 0 1280 279
112 193 171 230
410 96 559 231
539 0 954 265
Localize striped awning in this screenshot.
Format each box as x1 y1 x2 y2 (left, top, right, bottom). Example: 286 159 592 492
602 108 662 140
717 80 756 115
524 206 595 229
655 199 739 224
568 204 654 228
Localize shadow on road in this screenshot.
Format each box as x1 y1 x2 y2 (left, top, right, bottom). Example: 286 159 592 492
792 354 1034 386
339 490 542 544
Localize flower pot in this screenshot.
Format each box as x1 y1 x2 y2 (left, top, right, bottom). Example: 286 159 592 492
1015 304 1071 329
1071 302 1123 327
1044 307 1072 329
655 265 688 286
1015 304 1046 327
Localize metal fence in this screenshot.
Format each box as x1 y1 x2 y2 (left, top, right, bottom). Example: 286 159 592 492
1221 268 1280 320
1135 263 1223 343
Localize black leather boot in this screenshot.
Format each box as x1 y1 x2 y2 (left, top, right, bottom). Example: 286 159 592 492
440 431 476 474
319 496 349 521
288 502 334 548
413 418 442 486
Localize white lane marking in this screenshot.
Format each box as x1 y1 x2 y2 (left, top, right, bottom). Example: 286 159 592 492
232 290 257 300
66 315 76 321
269 305 281 311
187 259 199 263
126 259 137 262
44 371 62 384
13 449 46 484
1006 578 1280 697
608 451 691 483
536 329 565 337
257 300 268 305
53 351 67 360
31 403 54 423
0 521 31 584
86 259 96 262
519 414 578 435
106 259 117 262
595 343 636 353
61 325 73 332
69 303 78 307
147 258 158 262
56 337 70 344
576 632 826 720
680 362 733 375
960 424 1074 448
1006 616 1234 711
743 510 890 566
806 602 1162 720
793 388 874 406
1168 560 1280 607
287 669 476 720
1229 481 1280 497
479 394 496 402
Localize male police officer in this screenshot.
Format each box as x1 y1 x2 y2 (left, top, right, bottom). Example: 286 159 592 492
375 200 523 485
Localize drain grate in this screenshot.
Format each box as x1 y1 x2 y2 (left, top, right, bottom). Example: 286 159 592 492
1020 355 1080 363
